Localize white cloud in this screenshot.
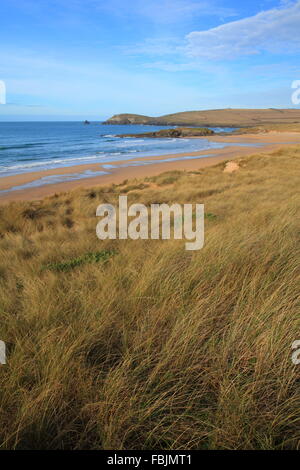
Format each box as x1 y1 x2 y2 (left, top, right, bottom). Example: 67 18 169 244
0 47 215 117
122 37 183 56
137 0 236 24
94 0 236 24
142 60 227 76
186 0 300 59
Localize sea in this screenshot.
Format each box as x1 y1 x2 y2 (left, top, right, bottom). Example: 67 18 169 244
0 122 238 178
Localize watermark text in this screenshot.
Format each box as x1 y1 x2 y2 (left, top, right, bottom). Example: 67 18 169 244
96 196 204 251
291 80 300 105
292 340 300 365
0 80 6 105
0 340 6 364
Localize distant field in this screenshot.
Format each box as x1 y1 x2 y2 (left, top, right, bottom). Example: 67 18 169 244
0 145 299 449
104 108 300 128
234 123 300 134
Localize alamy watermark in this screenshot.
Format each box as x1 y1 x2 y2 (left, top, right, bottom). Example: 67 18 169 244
292 340 300 366
0 340 6 364
0 80 6 105
2 338 299 366
291 80 300 105
96 196 204 251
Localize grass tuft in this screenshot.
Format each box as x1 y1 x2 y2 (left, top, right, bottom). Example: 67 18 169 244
42 250 116 272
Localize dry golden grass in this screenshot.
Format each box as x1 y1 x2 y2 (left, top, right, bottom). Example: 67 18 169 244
235 123 300 134
0 146 299 450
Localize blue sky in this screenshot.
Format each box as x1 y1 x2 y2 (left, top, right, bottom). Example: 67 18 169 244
1 0 300 120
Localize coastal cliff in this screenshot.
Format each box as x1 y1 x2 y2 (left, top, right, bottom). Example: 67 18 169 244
104 114 154 125
119 127 215 138
104 108 300 128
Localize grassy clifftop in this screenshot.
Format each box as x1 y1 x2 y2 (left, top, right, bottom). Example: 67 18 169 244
0 146 299 449
104 108 300 128
234 122 300 134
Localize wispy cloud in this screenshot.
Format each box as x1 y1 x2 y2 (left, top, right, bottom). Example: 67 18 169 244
121 1 300 66
135 0 237 24
94 0 237 24
121 37 183 56
186 0 300 59
2 0 299 116
142 60 227 76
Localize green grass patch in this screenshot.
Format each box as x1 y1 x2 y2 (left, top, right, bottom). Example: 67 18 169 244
121 183 149 193
43 250 115 272
157 176 181 186
205 213 218 220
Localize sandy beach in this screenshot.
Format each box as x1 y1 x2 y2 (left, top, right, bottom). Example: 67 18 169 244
1 131 300 203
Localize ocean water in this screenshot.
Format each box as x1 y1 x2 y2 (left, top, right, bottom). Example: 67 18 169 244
0 122 237 177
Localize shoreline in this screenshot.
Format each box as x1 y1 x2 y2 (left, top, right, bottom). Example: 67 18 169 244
1 132 300 203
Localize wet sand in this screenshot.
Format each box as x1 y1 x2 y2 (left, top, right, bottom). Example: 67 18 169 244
0 132 300 203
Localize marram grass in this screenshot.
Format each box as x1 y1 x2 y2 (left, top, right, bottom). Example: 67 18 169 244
0 146 299 450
